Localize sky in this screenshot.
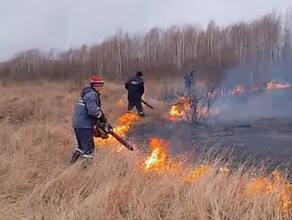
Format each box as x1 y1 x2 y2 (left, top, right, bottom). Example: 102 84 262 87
0 0 291 61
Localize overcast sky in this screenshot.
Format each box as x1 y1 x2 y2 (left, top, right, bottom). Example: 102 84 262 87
0 0 291 61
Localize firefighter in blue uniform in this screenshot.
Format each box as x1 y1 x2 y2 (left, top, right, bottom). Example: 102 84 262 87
125 71 145 117
71 76 108 164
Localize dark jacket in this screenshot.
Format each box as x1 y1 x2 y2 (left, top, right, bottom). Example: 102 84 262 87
184 72 194 84
125 76 144 101
72 86 102 128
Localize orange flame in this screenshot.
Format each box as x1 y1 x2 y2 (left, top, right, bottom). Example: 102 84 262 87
117 99 126 107
169 95 218 121
169 105 184 120
142 138 170 173
245 171 292 213
219 167 230 173
96 101 291 214
95 112 140 151
230 85 245 95
265 81 290 90
184 165 213 182
184 166 230 183
169 96 191 121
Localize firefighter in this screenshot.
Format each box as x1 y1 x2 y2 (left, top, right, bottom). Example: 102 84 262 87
70 76 108 164
125 71 145 117
184 70 196 94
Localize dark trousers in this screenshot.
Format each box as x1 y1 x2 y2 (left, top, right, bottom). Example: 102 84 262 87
185 81 192 94
74 128 95 156
127 99 144 115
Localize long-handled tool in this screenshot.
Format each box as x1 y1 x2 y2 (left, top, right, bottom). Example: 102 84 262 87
94 122 134 151
142 100 154 110
108 129 133 151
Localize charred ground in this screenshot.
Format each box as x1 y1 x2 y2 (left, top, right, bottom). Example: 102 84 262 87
129 117 292 177
129 88 292 177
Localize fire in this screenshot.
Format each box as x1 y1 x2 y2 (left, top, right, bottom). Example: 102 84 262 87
245 171 292 213
118 113 140 126
169 96 191 121
245 177 274 193
96 121 291 214
230 85 245 95
96 97 292 214
184 166 230 183
208 89 222 99
142 138 169 173
184 165 213 182
117 99 126 107
170 105 184 119
226 81 291 96
95 112 140 151
265 81 290 90
219 167 230 173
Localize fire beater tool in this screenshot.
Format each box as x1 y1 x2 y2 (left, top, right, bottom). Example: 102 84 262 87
142 100 154 110
94 121 134 151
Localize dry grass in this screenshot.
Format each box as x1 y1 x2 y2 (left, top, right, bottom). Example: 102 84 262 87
0 81 291 220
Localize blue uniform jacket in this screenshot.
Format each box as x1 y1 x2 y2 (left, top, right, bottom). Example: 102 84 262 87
72 86 102 128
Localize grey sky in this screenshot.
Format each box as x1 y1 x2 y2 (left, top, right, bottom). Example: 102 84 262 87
0 0 291 61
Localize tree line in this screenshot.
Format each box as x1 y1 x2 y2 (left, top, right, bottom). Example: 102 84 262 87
0 11 291 85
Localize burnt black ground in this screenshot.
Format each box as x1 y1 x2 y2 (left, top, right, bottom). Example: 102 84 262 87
128 89 292 178
128 116 292 177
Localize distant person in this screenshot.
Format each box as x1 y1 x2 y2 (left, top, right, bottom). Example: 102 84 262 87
125 71 145 117
184 70 196 94
71 76 108 164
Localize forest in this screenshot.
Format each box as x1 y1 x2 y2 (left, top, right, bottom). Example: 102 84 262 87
0 11 291 87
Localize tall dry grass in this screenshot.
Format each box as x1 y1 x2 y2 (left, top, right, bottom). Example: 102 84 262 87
0 81 291 220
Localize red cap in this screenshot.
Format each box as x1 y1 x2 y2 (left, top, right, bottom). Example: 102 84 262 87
91 76 104 87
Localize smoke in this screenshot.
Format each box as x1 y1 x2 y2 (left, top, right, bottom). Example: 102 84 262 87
268 59 292 82
210 59 292 123
211 90 292 123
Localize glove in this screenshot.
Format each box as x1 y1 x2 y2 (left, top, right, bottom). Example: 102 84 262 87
99 122 112 134
97 110 107 123
101 114 107 123
93 124 109 139
93 122 112 139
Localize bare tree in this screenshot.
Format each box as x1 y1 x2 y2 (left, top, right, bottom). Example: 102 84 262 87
1 11 290 85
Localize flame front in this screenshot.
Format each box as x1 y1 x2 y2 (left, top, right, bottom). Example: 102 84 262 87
169 96 218 121
142 138 169 173
169 96 191 121
230 85 245 95
265 81 290 90
95 112 140 151
96 98 292 214
245 171 292 213
184 165 212 182
170 105 184 120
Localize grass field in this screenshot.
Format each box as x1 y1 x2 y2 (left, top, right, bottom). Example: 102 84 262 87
0 81 291 220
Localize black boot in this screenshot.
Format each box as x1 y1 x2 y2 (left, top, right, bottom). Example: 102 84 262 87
70 150 82 164
139 112 145 117
82 155 94 168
